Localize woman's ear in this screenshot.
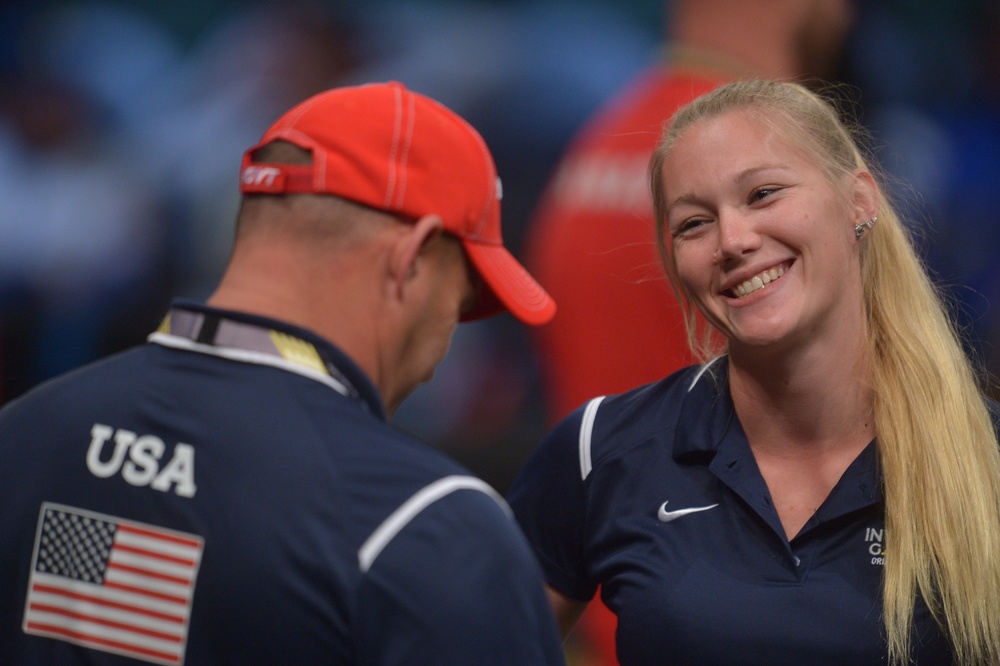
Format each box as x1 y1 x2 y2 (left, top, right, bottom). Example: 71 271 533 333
850 170 879 238
389 214 445 298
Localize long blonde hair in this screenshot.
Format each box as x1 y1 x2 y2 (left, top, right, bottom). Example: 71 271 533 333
649 79 1000 665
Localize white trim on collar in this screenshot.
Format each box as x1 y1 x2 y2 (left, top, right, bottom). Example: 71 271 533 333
688 356 723 392
148 332 351 397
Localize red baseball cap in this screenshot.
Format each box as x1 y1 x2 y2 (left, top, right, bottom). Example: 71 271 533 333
239 81 555 326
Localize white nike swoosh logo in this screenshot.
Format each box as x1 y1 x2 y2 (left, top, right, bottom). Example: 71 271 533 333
657 501 719 523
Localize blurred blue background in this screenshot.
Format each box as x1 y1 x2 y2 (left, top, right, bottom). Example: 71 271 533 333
1 0 998 493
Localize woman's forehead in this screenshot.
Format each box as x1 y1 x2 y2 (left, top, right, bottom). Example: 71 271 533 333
670 108 838 182
666 110 804 174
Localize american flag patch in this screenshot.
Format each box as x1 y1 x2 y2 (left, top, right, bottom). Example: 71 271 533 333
23 503 204 665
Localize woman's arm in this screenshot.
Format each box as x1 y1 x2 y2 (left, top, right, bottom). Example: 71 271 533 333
546 584 589 640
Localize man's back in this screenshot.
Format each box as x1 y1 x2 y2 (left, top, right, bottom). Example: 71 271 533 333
0 305 562 664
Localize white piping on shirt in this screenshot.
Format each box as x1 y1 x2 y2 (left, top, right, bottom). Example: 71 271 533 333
579 397 606 481
357 475 509 573
579 358 722 481
687 357 723 392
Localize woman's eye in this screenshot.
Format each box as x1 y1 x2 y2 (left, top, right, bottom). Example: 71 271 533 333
673 218 707 236
750 187 778 202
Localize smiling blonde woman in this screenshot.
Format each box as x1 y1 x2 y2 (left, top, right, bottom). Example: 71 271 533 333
649 79 1000 665
509 78 1000 666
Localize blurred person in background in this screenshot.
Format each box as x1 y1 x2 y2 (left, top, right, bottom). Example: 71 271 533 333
0 12 172 403
345 0 659 491
0 2 656 503
0 1 359 404
843 0 1000 401
521 1 856 661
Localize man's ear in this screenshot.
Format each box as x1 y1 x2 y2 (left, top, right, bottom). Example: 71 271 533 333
389 214 445 298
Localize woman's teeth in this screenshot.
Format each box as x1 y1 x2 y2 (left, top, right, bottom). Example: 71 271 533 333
733 266 785 298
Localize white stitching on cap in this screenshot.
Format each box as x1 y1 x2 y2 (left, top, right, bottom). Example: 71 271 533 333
384 86 402 209
394 90 415 209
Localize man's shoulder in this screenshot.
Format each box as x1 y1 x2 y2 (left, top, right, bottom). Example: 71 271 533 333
357 471 514 570
0 346 149 419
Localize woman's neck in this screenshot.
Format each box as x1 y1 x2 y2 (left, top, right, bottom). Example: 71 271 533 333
727 338 875 455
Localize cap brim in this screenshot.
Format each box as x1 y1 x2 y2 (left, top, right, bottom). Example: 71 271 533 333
461 242 556 326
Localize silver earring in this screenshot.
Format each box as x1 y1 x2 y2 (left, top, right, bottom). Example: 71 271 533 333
855 215 877 240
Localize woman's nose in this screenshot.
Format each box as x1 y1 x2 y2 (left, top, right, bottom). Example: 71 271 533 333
716 210 762 262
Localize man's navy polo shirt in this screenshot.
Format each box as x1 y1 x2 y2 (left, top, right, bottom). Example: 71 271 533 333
508 360 952 664
0 302 563 665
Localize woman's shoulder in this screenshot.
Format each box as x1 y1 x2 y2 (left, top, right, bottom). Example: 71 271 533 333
597 359 725 425
550 360 727 475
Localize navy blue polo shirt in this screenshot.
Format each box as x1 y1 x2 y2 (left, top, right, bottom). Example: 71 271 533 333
508 360 952 665
0 302 564 665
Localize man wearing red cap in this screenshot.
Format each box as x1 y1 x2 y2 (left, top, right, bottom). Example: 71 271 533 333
0 81 563 664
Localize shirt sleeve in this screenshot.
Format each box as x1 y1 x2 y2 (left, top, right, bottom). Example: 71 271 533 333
354 485 565 666
507 405 597 602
